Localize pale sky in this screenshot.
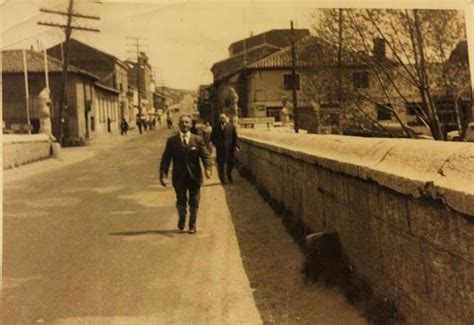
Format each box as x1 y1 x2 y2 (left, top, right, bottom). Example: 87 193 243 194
2 0 473 90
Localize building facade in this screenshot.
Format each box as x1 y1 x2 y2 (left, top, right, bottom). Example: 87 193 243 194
2 49 101 142
125 52 154 117
210 29 310 125
47 39 131 129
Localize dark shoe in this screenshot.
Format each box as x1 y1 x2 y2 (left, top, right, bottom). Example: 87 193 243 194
177 206 186 230
227 174 233 183
188 228 196 234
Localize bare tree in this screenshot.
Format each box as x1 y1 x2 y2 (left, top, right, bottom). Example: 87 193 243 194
303 8 470 140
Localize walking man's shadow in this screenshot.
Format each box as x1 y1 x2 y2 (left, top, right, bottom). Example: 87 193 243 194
109 229 178 237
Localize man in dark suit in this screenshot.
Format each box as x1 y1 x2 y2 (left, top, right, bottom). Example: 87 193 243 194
160 114 212 234
211 113 238 184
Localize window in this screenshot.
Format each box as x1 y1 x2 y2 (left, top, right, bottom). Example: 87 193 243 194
283 74 300 90
353 72 369 88
99 98 103 122
266 107 282 122
321 112 340 126
406 102 424 126
377 103 392 121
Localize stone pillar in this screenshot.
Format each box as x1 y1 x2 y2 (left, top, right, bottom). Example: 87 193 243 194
223 86 239 127
38 88 54 140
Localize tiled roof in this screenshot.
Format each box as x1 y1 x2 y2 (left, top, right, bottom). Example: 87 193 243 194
211 44 281 81
49 38 128 69
95 82 120 94
247 46 294 69
1 49 99 79
248 36 387 70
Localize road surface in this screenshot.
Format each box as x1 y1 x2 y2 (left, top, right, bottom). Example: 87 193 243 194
2 128 260 324
2 125 365 324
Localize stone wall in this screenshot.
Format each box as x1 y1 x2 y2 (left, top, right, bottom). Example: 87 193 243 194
3 134 52 170
237 129 474 324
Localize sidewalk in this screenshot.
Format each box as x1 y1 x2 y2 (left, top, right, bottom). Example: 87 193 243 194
2 128 144 185
218 173 366 324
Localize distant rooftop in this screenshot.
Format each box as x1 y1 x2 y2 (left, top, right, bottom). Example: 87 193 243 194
228 29 310 57
211 44 281 81
48 38 128 69
248 36 392 70
1 49 99 79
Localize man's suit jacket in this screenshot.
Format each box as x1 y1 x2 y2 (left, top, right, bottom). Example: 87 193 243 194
160 133 211 188
211 123 237 160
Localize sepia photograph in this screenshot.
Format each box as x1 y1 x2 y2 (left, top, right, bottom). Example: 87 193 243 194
1 0 473 323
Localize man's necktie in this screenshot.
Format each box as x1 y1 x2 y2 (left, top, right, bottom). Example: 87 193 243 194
182 135 187 147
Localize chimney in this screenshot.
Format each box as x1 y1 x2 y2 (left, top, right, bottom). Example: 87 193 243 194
373 37 385 59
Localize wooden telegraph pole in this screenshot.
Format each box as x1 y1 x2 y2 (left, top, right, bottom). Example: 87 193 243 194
38 1 100 145
337 9 343 105
127 37 148 118
22 49 32 134
290 20 299 133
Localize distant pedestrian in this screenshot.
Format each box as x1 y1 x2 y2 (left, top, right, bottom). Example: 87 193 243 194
157 115 162 126
201 121 213 156
120 118 129 135
107 117 112 133
148 118 154 130
211 113 238 184
166 111 173 129
160 114 212 234
143 117 148 131
136 115 143 134
190 120 199 135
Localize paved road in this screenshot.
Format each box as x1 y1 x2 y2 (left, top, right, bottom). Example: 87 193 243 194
2 128 261 324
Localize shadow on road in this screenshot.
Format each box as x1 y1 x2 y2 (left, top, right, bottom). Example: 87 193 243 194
201 182 225 188
109 229 178 237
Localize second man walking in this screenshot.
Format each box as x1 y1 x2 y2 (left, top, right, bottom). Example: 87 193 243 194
211 113 238 184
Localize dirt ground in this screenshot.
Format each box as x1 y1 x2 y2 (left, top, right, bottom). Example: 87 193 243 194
223 176 367 324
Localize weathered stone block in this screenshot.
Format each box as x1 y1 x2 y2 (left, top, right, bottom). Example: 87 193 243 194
344 209 384 286
347 177 379 217
302 164 324 231
377 223 428 299
460 260 474 321
377 190 410 234
422 246 467 322
409 200 474 263
323 198 350 234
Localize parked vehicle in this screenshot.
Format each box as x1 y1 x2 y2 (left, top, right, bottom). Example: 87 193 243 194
447 122 474 142
345 122 434 140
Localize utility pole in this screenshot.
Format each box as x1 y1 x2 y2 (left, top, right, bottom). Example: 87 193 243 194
290 20 299 133
22 49 32 134
337 9 343 105
38 1 100 145
127 37 148 118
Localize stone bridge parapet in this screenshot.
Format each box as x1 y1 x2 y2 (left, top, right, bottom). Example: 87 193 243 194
3 134 52 170
237 129 473 324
